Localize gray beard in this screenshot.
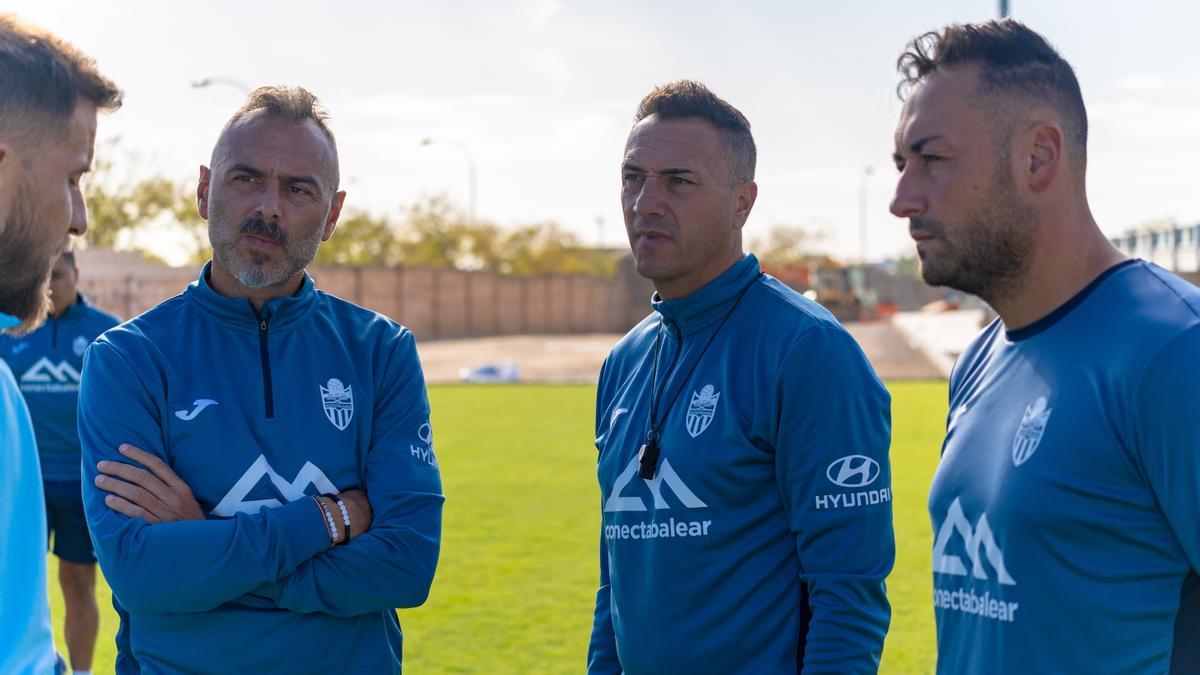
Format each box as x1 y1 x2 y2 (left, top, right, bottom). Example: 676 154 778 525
210 217 322 290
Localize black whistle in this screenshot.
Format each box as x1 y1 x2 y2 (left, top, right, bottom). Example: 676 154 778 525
637 439 661 479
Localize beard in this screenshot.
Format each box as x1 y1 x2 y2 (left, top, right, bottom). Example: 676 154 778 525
912 165 1037 303
209 213 323 290
0 181 56 335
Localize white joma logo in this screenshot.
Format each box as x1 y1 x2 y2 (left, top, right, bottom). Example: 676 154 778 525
212 454 337 517
175 399 218 421
604 456 707 513
932 497 1016 585
21 357 80 384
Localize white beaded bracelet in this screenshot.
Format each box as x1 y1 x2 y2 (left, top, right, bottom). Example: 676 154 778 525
314 496 339 546
323 493 351 544
336 500 350 531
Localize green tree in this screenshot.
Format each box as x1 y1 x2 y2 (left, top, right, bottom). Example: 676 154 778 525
313 211 399 266
396 194 473 268
498 222 616 277
749 224 822 266
83 158 618 278
84 142 208 264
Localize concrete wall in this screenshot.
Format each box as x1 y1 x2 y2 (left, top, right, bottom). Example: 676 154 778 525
75 249 646 340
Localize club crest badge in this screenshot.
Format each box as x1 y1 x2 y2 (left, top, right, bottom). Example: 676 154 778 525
1012 396 1052 467
320 378 354 431
72 335 89 357
685 384 720 438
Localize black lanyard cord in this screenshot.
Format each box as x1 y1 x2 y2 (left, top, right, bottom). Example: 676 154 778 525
638 271 763 479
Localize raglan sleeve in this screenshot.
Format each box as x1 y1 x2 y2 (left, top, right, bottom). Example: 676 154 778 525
255 328 444 615
588 356 622 674
79 336 332 614
587 532 621 674
1134 324 1200 571
773 325 894 674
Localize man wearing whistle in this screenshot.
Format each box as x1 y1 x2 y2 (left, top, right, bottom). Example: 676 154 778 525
588 80 895 674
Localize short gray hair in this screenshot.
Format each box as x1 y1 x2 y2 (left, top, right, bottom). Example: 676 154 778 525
219 85 340 189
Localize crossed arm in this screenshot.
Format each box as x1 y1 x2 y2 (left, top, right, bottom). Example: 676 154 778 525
80 331 443 617
95 443 371 540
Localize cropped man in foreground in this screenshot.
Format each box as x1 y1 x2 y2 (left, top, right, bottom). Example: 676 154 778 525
0 250 119 675
589 80 894 674
79 87 443 673
891 20 1200 673
0 14 121 674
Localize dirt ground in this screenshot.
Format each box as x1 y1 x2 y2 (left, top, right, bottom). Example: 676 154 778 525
415 321 941 384
416 334 619 383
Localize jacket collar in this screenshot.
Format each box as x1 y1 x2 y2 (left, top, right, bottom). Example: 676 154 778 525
651 254 762 338
186 261 317 336
49 292 88 322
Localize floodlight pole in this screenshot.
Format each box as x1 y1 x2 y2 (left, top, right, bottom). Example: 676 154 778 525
1000 0 1010 17
859 166 874 264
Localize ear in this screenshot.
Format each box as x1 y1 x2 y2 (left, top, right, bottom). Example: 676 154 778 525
196 165 212 220
322 190 346 241
732 181 758 231
1025 121 1063 193
0 141 19 235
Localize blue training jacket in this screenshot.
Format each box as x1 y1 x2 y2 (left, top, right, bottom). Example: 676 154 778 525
0 294 119 483
930 260 1200 673
589 254 895 674
0 343 57 674
78 264 443 674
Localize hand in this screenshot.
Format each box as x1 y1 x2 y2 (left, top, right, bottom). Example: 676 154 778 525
318 490 373 543
337 489 372 539
95 444 205 524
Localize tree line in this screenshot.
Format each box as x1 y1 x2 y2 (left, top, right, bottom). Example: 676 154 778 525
83 143 823 277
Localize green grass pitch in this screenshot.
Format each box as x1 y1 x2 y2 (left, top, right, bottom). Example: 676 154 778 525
50 381 946 674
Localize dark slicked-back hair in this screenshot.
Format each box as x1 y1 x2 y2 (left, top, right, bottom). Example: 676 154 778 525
634 80 756 183
897 19 1088 166
0 14 122 147
219 86 340 189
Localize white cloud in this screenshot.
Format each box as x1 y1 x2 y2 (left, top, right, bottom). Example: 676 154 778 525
1090 100 1200 144
520 0 565 28
1102 74 1200 96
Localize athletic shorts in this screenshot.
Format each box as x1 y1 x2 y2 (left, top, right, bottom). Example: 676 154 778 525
44 481 96 564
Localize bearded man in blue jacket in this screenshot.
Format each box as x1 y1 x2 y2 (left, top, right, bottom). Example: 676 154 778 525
0 14 122 675
891 20 1200 673
79 87 443 674
588 80 895 674
0 250 119 675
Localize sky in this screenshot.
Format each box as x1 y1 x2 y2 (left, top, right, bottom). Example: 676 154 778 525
10 0 1200 265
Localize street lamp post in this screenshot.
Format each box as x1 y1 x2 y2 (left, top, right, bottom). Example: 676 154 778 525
191 76 252 95
859 166 874 264
420 138 477 226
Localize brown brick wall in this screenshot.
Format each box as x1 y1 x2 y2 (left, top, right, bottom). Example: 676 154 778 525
76 250 642 339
